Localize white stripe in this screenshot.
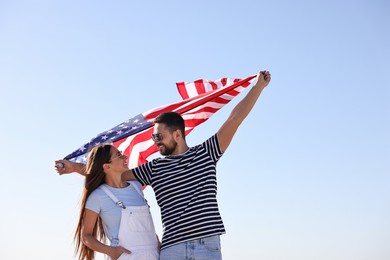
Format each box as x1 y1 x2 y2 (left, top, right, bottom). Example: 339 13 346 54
203 80 214 93
182 111 215 120
184 82 199 98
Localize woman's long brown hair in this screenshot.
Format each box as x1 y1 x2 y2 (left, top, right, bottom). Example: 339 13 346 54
74 144 112 260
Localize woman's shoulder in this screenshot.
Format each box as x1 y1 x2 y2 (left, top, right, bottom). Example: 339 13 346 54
88 185 106 199
85 186 107 210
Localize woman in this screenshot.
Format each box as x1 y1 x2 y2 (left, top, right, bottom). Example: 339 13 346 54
58 144 160 260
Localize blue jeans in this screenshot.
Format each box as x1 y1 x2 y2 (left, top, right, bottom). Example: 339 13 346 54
159 235 222 260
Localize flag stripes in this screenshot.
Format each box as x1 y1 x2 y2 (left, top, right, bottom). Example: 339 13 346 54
63 75 257 170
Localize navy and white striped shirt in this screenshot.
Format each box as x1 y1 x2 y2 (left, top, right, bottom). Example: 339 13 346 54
133 134 226 250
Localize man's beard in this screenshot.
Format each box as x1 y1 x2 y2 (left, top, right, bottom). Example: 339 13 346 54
159 140 178 156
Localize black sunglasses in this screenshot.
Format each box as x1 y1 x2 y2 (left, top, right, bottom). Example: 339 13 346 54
151 133 163 142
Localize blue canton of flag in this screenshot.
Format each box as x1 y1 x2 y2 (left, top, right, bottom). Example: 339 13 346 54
64 113 152 163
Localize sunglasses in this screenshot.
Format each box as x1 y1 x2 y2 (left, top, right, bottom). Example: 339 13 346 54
151 133 163 142
109 152 127 163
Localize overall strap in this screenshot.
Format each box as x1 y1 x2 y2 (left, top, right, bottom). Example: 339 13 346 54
100 185 126 209
130 181 145 198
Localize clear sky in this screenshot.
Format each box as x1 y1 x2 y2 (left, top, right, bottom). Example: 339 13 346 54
0 1 389 260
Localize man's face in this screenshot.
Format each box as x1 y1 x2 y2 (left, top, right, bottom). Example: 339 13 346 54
152 123 178 156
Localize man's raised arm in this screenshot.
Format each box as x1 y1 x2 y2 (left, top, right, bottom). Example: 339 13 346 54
217 70 271 152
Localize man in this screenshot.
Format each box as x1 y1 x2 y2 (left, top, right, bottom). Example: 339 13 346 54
56 70 271 259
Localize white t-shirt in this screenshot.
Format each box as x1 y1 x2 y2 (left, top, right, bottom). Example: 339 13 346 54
85 181 146 246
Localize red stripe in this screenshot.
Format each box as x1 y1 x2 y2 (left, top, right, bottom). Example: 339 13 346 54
209 81 218 91
194 79 206 95
221 78 227 86
176 82 189 100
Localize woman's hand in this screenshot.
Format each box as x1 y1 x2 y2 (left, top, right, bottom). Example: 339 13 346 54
54 160 86 176
109 246 131 260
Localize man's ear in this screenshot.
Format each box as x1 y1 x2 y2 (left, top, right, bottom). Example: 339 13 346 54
174 129 182 140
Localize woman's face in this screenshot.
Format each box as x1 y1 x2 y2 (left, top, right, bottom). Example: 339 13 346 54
107 146 129 172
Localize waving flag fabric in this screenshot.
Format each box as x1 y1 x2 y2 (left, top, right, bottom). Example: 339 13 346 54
63 75 257 168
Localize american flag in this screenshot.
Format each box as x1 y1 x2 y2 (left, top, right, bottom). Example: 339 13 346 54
64 74 257 168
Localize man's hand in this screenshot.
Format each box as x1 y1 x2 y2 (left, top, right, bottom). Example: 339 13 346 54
255 70 271 89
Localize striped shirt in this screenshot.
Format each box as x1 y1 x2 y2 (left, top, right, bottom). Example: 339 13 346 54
133 134 226 250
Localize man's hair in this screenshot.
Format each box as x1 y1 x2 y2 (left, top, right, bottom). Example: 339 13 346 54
154 112 185 139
